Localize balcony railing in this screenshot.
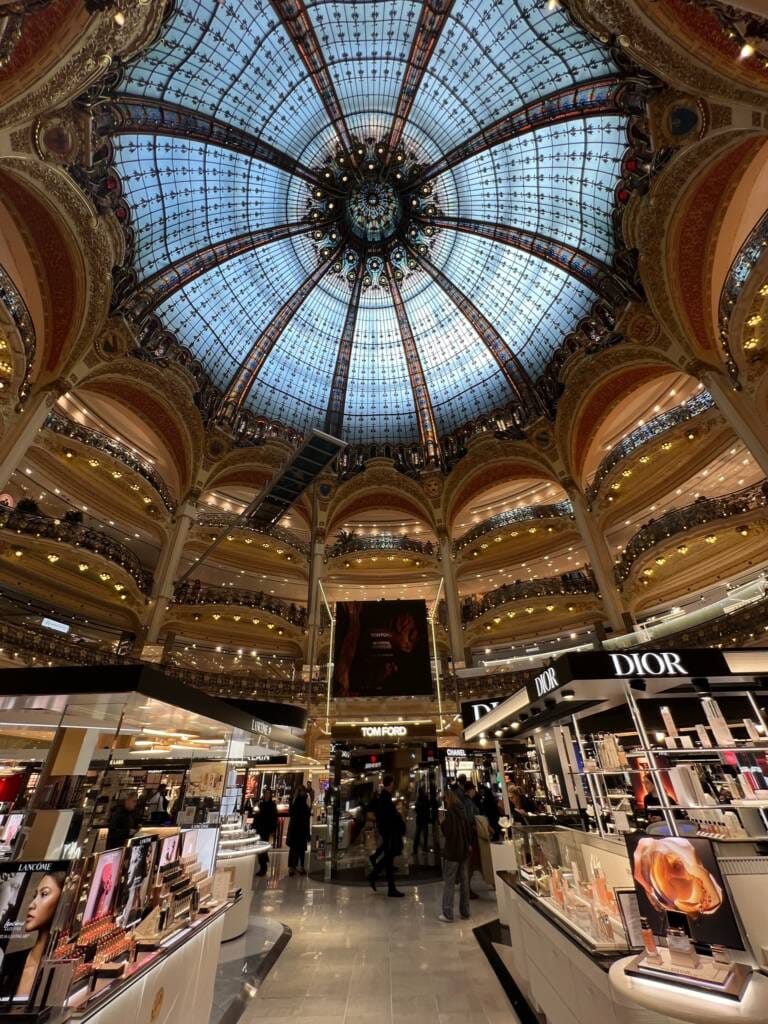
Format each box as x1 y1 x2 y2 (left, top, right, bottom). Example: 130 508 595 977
719 203 768 372
460 570 597 623
587 391 715 503
0 620 127 667
165 664 319 703
195 512 309 556
173 581 307 628
45 409 177 514
325 534 436 560
454 501 574 554
0 509 153 593
0 263 35 403
615 482 768 585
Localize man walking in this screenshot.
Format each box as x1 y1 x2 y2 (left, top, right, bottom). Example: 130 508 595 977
439 789 472 922
370 775 405 898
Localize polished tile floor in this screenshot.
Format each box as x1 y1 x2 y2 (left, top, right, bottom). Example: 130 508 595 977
212 852 518 1024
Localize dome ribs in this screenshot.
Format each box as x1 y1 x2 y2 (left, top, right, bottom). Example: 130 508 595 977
422 215 611 292
221 249 340 417
324 270 364 439
269 0 355 156
110 97 327 188
412 77 623 186
385 0 455 156
388 265 441 465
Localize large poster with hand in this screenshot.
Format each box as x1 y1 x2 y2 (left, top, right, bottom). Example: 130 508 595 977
332 600 432 698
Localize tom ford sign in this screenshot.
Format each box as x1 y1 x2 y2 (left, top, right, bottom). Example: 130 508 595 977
331 722 437 741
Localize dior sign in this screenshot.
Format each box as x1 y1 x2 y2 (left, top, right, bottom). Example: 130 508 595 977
460 699 500 728
608 652 687 677
533 666 558 697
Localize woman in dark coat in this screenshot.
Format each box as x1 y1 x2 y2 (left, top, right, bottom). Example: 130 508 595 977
255 787 278 877
287 784 311 876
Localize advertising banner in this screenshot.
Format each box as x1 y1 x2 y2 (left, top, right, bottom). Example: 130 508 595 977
332 600 432 697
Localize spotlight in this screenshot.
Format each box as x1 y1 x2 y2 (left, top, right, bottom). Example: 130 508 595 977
691 677 710 694
561 689 575 701
629 677 646 692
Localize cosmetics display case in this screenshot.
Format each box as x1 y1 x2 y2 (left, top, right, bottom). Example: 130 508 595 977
468 649 768 1024
213 819 270 941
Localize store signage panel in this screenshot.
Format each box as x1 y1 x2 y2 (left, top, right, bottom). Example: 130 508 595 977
545 649 733 690
331 723 436 741
460 698 501 728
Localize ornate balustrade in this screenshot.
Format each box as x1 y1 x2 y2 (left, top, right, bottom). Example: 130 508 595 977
0 620 126 667
615 482 768 585
460 571 597 623
719 208 768 372
45 409 176 514
587 391 716 503
0 263 35 403
454 501 574 554
173 580 307 628
165 664 318 703
325 533 436 560
195 512 309 556
454 593 768 699
0 508 153 593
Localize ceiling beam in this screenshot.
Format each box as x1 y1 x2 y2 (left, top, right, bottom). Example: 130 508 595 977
222 249 339 417
386 0 455 154
388 267 441 463
269 0 355 155
420 215 612 291
109 97 326 187
124 222 322 318
324 270 363 438
414 77 623 185
407 243 541 416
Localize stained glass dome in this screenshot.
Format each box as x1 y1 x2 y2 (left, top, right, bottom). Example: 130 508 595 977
105 0 632 447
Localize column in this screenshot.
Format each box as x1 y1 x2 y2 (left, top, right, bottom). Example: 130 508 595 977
702 371 768 478
143 501 196 644
304 532 326 683
567 486 633 635
438 531 466 669
0 387 56 490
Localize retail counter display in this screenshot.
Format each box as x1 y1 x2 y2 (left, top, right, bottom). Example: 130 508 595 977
214 820 269 941
0 834 231 1023
471 649 768 1024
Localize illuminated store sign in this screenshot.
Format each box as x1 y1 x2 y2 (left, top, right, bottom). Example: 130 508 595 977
533 666 558 697
460 699 500 728
361 725 407 738
608 652 686 677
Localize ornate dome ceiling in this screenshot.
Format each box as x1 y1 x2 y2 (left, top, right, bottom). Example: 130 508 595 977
104 0 632 447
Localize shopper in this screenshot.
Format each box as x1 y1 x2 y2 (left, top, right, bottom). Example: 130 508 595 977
106 793 140 849
287 784 311 876
439 789 471 923
370 775 405 897
145 783 169 824
413 785 431 858
477 784 501 841
255 787 278 876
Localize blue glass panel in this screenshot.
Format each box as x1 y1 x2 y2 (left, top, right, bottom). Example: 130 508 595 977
113 135 301 279
441 116 627 262
343 301 419 443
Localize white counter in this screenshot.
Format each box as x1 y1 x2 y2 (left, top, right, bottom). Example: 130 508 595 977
216 845 268 941
77 902 227 1024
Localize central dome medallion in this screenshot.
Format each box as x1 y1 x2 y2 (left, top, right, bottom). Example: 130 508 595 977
307 138 440 289
346 180 401 243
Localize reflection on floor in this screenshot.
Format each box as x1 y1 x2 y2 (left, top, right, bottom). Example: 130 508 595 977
211 851 520 1024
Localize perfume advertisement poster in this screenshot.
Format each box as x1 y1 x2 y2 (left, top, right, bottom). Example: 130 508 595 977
116 836 158 927
333 600 432 697
82 848 123 926
181 827 218 877
625 834 743 949
0 861 69 1001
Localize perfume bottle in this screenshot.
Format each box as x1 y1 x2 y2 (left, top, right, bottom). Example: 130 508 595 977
666 927 700 969
640 917 662 963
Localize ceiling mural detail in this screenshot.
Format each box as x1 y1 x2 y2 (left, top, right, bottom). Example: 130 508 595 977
87 0 647 451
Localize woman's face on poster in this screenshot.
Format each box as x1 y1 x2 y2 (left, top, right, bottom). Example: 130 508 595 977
390 614 419 653
24 875 61 933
